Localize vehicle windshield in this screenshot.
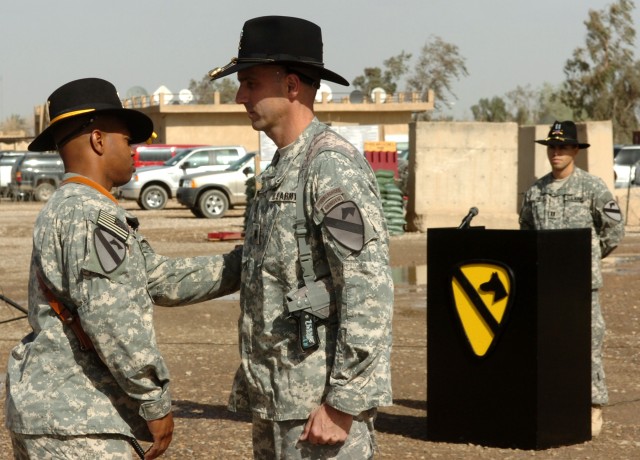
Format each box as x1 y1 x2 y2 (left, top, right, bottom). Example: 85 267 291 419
163 148 198 166
225 153 256 171
615 149 640 166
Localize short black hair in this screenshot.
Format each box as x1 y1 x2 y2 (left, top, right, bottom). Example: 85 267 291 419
285 66 321 89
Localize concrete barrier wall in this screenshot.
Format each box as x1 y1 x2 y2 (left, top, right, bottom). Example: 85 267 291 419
406 120 615 232
406 121 520 231
580 120 615 191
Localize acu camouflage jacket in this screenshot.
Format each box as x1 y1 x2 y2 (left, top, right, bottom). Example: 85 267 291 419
228 119 394 421
5 174 241 440
519 167 625 289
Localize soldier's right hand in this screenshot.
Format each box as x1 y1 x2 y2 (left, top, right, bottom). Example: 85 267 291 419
145 412 174 459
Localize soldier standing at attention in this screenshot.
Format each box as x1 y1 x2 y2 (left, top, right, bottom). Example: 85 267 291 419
519 120 625 437
209 16 394 459
4 78 242 459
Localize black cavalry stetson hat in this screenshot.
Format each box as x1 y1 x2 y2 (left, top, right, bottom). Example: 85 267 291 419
29 78 153 152
535 120 590 149
208 16 349 86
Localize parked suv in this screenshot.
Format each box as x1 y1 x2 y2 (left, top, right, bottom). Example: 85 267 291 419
116 145 247 210
9 152 65 201
615 145 640 188
132 144 205 168
177 152 269 218
0 151 27 197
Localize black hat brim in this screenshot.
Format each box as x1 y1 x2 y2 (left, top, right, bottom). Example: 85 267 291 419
210 60 349 86
29 108 153 152
535 139 590 150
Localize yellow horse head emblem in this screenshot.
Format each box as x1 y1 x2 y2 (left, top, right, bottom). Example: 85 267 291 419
450 261 515 357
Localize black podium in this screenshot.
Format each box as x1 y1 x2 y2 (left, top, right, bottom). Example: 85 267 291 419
427 228 592 449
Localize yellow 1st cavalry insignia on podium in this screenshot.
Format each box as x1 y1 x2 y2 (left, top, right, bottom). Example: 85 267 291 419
450 260 515 357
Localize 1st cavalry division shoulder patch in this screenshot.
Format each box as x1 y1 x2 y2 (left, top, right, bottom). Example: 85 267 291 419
603 200 622 222
94 211 129 273
324 200 365 251
450 261 515 357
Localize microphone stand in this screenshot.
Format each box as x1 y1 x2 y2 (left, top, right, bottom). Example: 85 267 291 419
0 293 28 324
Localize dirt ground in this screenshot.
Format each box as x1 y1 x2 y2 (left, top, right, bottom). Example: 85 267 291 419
0 198 638 459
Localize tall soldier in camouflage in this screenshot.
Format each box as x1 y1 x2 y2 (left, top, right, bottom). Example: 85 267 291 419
4 78 242 459
209 16 394 459
519 120 625 438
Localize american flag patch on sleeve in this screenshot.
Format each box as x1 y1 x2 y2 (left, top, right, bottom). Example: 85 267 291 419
96 210 130 242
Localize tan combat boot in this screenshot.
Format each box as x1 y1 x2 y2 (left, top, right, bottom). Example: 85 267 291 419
591 405 603 437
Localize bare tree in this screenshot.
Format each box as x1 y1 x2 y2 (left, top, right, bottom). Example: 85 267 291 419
560 0 640 142
352 51 412 96
188 75 239 104
407 36 468 113
471 97 509 122
0 114 28 133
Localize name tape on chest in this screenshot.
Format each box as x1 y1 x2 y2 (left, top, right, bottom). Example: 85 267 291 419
269 191 297 203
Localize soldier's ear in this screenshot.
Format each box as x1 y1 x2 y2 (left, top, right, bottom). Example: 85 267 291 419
89 129 106 155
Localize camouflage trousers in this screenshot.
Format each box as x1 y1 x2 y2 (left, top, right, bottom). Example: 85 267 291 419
9 432 133 460
592 290 608 406
252 410 376 459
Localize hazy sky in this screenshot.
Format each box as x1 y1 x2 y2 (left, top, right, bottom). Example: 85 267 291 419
2 0 637 122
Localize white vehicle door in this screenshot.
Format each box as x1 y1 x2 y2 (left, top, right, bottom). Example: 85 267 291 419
183 148 241 175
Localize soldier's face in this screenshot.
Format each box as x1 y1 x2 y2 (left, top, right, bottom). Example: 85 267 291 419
101 119 135 187
547 145 578 173
236 65 289 134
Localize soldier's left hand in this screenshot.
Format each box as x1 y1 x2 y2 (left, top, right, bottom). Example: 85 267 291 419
299 403 353 445
145 412 174 459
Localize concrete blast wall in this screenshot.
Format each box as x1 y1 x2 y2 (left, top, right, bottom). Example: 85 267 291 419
406 122 520 231
406 120 614 232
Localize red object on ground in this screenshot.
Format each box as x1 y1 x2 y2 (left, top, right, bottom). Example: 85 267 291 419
207 232 245 241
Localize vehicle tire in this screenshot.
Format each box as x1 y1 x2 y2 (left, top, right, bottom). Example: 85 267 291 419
190 207 205 218
139 185 168 210
34 183 56 202
198 189 229 218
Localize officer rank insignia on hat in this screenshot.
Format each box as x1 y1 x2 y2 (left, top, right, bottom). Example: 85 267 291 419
94 210 129 273
550 122 563 137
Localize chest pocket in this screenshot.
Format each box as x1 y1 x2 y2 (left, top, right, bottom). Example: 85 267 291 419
561 194 592 226
533 193 590 228
245 188 298 272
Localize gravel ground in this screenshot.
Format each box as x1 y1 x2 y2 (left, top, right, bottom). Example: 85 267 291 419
0 199 638 459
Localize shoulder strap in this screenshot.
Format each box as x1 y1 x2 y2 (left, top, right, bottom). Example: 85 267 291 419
294 125 368 290
36 269 94 351
294 125 329 288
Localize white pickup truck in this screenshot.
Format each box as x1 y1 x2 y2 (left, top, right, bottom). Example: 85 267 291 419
0 151 27 197
115 145 247 210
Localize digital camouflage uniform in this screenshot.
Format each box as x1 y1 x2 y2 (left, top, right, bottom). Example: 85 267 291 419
229 119 393 457
519 167 625 405
5 174 241 450
11 433 132 459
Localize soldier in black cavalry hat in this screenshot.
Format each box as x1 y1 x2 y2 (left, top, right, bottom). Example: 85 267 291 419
209 16 394 459
5 78 242 459
520 120 625 437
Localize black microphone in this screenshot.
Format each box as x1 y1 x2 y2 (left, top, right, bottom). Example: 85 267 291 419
457 207 479 229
